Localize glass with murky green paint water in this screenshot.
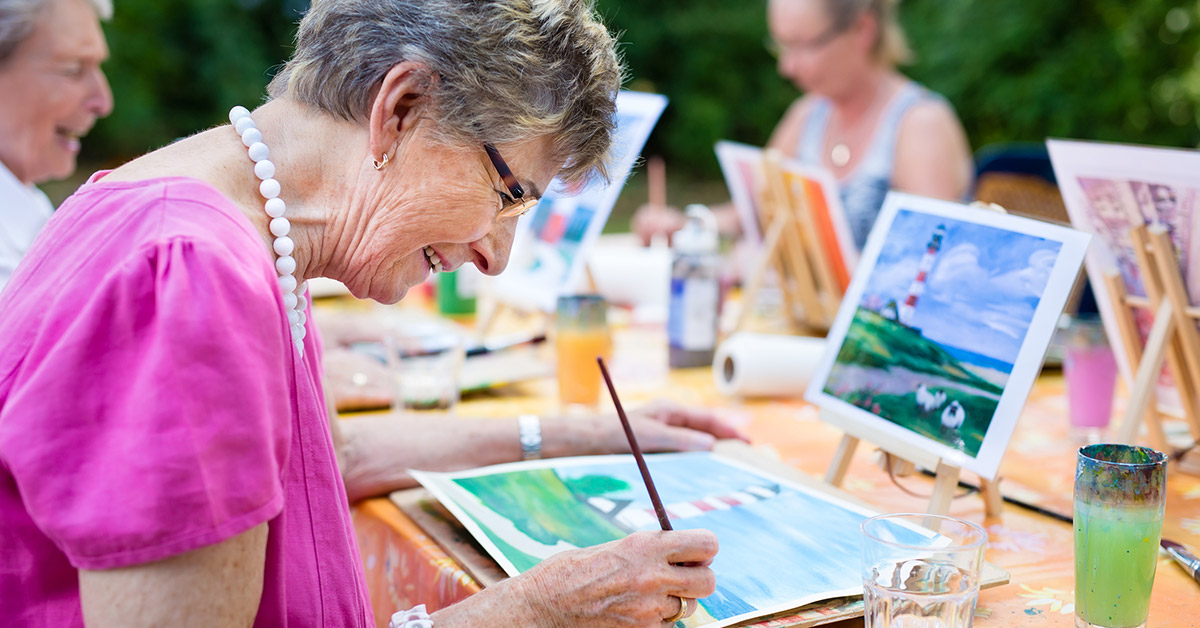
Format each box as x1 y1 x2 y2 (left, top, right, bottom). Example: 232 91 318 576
1074 444 1167 628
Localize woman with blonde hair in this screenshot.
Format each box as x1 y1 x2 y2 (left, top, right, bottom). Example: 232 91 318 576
0 1 719 626
635 0 972 249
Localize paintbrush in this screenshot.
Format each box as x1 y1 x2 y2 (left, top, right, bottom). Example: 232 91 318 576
1161 538 1200 585
597 356 673 531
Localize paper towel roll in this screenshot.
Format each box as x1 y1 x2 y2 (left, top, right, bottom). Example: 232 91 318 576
714 333 826 398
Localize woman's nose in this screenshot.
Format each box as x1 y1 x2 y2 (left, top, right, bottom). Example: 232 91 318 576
88 67 114 118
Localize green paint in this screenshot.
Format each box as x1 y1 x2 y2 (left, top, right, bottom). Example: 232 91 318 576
1074 499 1162 627
831 307 1006 395
436 270 476 315
456 469 626 549
565 474 632 498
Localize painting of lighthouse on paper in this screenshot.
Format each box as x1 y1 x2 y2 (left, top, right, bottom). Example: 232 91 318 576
807 193 1090 479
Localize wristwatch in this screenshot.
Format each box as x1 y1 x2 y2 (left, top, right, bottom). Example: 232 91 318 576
517 414 542 461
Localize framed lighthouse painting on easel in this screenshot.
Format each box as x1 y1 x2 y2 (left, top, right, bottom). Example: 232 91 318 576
806 193 1089 480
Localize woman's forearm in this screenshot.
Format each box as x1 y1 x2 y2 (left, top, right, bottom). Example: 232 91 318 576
339 414 524 502
428 575 546 627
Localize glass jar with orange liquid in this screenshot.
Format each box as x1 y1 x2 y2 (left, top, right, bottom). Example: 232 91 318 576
554 294 612 409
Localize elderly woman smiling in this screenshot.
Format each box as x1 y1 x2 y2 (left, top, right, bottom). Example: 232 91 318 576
0 1 721 626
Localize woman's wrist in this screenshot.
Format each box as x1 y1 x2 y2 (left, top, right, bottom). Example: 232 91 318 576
538 415 605 459
517 414 542 461
429 575 549 628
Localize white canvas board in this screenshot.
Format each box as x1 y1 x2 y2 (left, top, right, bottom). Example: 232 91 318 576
715 140 768 244
1047 138 1200 417
413 451 939 628
494 91 667 312
714 139 857 274
805 193 1090 479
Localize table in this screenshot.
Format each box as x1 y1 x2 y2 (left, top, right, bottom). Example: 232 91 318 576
346 323 1200 626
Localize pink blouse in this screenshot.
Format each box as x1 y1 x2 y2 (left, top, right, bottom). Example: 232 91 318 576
0 175 373 626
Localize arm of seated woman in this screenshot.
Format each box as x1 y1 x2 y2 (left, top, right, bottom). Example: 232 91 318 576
79 523 268 628
336 400 749 501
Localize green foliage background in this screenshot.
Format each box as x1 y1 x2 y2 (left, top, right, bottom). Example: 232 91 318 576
80 0 1200 181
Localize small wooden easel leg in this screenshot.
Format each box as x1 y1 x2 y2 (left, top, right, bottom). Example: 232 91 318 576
926 460 961 522
824 434 860 487
1117 301 1174 445
476 300 505 337
978 477 1004 519
735 213 788 332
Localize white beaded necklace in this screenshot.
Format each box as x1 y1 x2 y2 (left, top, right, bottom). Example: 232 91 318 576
228 106 308 357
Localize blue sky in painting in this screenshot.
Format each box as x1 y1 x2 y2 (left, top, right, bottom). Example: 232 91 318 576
861 209 1063 364
555 453 931 621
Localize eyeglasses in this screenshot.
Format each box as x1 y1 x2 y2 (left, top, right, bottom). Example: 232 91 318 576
765 23 843 58
484 143 539 219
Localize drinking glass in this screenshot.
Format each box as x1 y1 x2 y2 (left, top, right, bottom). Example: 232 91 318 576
554 294 612 409
1063 316 1118 442
383 328 465 412
1074 444 1167 628
861 513 988 628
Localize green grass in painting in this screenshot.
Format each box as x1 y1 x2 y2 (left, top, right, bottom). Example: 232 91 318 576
834 307 1003 395
564 474 631 498
455 468 627 571
842 390 995 457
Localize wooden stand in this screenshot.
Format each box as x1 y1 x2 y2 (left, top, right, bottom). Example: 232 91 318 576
737 150 842 333
822 430 1003 519
477 264 601 337
1109 224 1200 450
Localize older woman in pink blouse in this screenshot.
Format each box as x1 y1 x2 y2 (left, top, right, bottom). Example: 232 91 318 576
0 1 723 626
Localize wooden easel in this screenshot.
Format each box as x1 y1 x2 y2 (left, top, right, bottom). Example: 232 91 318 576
1109 224 1200 450
475 264 602 338
737 150 842 333
821 420 1004 519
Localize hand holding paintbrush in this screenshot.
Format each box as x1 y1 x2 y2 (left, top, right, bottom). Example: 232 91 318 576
598 356 705 622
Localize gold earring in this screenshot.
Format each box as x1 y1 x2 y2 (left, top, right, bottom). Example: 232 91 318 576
372 152 390 171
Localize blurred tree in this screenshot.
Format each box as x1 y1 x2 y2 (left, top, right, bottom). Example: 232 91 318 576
901 0 1199 150
84 0 303 166
597 0 796 177
83 0 1200 178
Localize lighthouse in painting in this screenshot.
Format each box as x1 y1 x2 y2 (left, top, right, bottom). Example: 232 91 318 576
898 224 946 326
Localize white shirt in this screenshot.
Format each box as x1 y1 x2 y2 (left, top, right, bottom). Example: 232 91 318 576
0 161 54 295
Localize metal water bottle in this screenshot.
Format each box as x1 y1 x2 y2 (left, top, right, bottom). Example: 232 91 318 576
668 204 720 368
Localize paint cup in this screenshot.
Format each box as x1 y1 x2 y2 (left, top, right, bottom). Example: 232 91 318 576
1074 444 1167 628
1062 316 1118 443
389 330 464 411
555 294 612 410
861 513 988 628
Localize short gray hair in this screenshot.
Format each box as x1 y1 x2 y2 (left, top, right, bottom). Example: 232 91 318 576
268 0 622 184
0 0 112 65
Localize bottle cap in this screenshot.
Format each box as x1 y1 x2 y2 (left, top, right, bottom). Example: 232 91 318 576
672 204 718 254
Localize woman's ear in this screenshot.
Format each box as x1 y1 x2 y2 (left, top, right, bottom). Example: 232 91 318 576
852 10 879 57
368 62 437 164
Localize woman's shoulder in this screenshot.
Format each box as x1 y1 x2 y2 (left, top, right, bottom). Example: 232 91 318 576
767 94 821 154
57 175 266 267
4 176 275 324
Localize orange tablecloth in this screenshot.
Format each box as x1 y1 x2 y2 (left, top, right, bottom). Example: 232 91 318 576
350 326 1200 626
